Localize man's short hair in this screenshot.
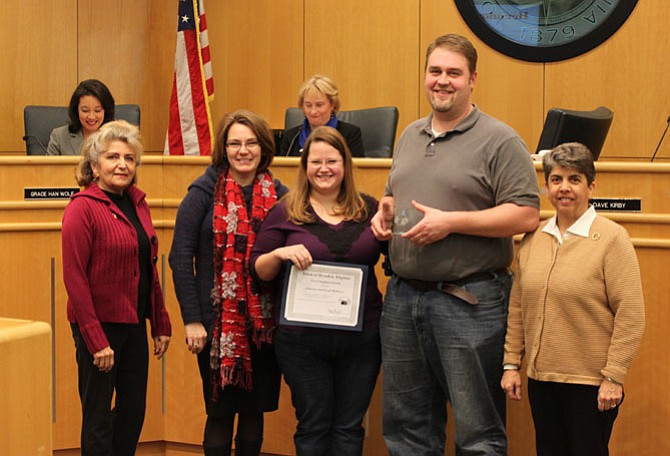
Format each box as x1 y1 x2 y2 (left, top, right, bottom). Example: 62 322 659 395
425 34 478 75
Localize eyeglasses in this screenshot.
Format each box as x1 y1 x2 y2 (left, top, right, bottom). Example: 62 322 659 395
226 140 260 151
307 158 343 168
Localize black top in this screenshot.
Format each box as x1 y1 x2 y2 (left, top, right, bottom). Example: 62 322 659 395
105 189 151 319
280 120 365 157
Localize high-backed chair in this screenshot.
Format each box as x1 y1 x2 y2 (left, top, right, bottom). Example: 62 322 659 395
23 106 69 155
116 104 141 127
284 106 399 158
23 104 141 155
536 106 613 160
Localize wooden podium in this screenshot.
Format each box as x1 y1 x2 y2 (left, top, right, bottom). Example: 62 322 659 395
0 318 52 456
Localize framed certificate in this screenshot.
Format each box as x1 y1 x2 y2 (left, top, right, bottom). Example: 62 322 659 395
280 260 368 331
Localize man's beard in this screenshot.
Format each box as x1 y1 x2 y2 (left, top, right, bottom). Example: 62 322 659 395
430 96 454 113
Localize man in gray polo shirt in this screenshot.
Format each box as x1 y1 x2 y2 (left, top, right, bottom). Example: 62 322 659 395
371 34 540 455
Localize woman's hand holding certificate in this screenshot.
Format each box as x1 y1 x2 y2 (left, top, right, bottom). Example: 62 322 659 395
281 261 368 331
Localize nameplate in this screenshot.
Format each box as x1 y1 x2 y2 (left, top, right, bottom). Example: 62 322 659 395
24 187 80 200
590 198 641 212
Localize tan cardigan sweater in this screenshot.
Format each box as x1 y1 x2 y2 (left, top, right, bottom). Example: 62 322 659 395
504 215 645 386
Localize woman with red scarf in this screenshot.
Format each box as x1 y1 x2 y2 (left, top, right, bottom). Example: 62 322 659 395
169 110 288 456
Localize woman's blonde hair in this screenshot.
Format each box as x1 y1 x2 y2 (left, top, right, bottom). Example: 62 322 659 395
297 75 341 113
76 120 143 187
283 126 367 224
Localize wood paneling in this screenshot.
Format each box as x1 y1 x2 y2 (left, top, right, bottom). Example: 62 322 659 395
304 0 420 134
544 2 670 161
77 1 177 153
1 1 665 159
0 0 77 154
207 0 304 129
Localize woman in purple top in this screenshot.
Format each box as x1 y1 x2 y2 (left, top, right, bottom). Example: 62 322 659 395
251 126 384 456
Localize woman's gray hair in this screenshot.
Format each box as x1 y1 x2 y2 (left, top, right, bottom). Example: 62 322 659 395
76 120 143 187
542 142 596 185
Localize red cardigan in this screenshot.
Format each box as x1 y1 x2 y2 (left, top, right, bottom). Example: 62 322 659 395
62 183 171 354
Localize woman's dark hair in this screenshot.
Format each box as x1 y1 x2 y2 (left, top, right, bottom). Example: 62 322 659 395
67 79 115 134
211 110 275 172
542 142 596 185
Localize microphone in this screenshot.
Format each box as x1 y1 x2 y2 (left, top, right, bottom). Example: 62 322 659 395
285 127 302 156
22 134 48 155
650 115 670 162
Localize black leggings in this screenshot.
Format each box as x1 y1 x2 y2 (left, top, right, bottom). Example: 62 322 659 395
203 410 263 448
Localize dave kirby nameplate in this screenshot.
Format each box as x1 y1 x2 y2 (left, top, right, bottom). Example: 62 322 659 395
589 198 641 212
280 260 367 331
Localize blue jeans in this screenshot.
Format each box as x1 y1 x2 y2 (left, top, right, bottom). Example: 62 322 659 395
275 327 381 456
380 273 511 456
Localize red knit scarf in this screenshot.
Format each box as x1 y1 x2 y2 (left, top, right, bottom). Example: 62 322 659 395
211 169 277 392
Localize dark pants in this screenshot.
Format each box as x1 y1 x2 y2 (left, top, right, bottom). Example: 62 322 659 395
71 322 149 456
275 328 381 456
528 378 620 456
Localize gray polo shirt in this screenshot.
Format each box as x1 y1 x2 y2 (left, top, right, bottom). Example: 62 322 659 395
385 105 539 282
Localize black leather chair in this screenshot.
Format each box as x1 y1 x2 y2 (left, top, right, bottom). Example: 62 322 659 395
116 104 141 128
284 106 399 158
536 106 613 160
23 104 141 155
23 106 69 155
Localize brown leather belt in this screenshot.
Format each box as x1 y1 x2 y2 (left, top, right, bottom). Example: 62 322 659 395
398 269 508 305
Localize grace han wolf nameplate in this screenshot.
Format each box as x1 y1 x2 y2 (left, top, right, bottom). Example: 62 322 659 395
280 260 368 331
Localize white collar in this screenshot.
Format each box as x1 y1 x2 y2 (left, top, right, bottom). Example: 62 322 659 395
542 206 597 244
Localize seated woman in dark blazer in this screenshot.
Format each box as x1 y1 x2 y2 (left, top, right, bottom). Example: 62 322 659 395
46 79 115 156
280 75 364 157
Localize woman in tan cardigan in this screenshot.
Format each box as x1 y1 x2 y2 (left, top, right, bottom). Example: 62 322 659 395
500 142 645 456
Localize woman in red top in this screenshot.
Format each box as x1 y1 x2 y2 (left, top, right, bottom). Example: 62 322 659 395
62 120 171 455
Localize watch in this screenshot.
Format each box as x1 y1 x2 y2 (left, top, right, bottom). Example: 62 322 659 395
455 0 639 62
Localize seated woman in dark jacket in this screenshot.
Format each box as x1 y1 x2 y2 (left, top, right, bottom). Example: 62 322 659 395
280 75 364 157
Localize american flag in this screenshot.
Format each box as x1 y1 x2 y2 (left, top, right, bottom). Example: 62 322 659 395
165 0 214 155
